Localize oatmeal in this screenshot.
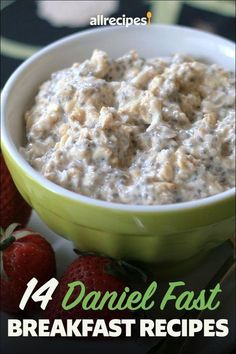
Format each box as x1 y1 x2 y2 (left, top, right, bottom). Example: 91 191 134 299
22 50 235 204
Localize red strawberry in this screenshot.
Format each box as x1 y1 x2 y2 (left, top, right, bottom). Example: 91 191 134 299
44 254 142 323
0 152 32 229
0 224 56 313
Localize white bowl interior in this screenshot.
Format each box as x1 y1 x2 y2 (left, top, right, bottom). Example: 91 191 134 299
1 25 235 211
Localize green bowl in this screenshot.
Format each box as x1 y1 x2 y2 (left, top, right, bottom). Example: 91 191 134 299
1 25 235 264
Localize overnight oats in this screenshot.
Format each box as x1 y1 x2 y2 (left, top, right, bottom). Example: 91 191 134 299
21 50 235 205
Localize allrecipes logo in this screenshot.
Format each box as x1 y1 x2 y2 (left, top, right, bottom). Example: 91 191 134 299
90 11 152 27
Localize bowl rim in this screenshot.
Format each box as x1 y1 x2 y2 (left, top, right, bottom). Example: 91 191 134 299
1 24 235 213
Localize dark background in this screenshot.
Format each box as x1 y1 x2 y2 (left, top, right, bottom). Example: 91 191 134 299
1 0 235 88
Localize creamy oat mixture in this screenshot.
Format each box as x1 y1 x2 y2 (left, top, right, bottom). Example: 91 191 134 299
22 50 235 205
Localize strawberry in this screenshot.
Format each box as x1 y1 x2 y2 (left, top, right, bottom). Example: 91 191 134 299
0 224 56 313
0 152 32 229
44 254 143 323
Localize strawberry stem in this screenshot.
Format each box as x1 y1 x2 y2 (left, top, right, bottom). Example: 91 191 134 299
73 249 110 258
73 249 148 284
0 223 20 239
0 223 20 251
118 260 148 283
105 260 148 284
0 235 16 251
